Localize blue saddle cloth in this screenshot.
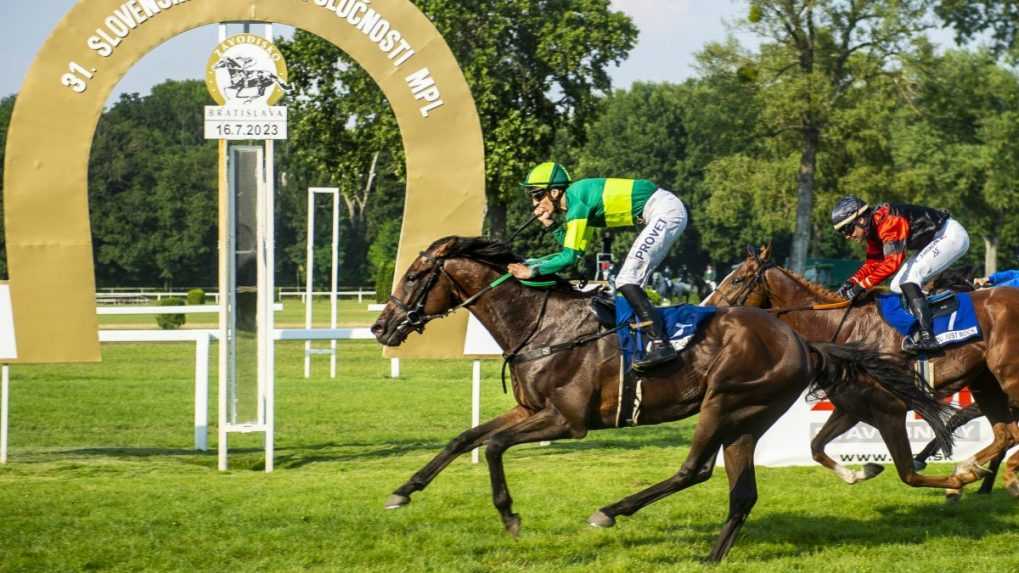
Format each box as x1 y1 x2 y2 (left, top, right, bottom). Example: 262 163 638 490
875 292 981 347
614 296 717 370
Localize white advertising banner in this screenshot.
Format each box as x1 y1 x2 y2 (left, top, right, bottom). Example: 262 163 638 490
755 388 994 467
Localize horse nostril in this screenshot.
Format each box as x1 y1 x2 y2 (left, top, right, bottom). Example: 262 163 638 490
371 320 385 336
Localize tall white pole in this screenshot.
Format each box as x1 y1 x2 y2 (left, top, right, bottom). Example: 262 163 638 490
1 366 9 464
330 192 339 379
264 22 276 473
304 189 315 379
471 360 480 464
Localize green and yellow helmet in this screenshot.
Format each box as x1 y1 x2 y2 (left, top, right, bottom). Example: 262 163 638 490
521 162 571 196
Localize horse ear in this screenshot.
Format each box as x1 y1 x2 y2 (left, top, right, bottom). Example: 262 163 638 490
746 245 757 259
760 242 772 260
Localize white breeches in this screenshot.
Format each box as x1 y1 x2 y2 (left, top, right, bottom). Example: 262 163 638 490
615 190 687 288
890 218 970 293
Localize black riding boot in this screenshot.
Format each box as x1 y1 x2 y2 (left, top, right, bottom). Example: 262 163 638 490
619 284 677 371
901 282 941 354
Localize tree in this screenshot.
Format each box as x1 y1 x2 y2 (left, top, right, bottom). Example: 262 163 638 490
934 0 1019 57
88 80 218 286
889 49 1019 274
276 30 404 285
0 94 16 277
741 0 934 271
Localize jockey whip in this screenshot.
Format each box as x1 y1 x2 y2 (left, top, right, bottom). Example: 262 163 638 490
507 214 539 242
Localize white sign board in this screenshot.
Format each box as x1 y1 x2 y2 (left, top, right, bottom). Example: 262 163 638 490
0 284 17 360
463 313 501 356
204 106 287 140
754 389 994 466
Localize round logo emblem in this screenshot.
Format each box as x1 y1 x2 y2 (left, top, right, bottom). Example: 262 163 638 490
205 34 289 106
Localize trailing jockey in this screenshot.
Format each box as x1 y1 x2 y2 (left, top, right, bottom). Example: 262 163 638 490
831 196 970 354
507 162 688 371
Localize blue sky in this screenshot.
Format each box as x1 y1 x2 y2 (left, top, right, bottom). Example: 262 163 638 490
1 1 759 105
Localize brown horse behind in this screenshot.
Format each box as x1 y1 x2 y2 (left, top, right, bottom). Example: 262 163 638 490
371 237 958 562
706 245 1019 499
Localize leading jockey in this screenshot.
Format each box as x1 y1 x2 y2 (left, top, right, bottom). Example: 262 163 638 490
507 162 688 371
831 196 970 353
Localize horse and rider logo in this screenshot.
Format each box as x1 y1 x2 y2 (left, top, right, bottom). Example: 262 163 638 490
205 33 289 106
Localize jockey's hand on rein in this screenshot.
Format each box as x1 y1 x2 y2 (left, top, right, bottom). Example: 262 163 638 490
836 281 864 301
507 263 534 280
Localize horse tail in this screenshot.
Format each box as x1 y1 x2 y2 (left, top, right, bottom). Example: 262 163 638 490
806 342 956 458
274 76 290 93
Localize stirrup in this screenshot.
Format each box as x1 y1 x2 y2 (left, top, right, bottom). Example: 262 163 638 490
902 332 941 355
633 342 677 372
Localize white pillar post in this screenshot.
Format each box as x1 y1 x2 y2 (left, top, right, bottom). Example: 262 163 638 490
471 360 481 464
390 357 400 379
1 366 9 464
330 191 339 379
194 334 210 451
304 189 315 379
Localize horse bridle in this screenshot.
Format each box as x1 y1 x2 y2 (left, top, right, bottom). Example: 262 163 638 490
716 257 775 307
387 250 499 335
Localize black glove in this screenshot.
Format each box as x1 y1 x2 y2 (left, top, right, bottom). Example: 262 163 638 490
836 281 864 301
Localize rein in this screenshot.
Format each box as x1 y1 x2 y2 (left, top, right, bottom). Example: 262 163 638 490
718 255 855 343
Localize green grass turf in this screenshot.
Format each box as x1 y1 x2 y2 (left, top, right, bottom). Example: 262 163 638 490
1 339 1017 572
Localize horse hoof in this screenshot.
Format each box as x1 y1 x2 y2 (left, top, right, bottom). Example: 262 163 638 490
862 463 884 479
944 490 962 504
912 459 927 472
384 494 411 510
587 510 616 528
503 514 522 538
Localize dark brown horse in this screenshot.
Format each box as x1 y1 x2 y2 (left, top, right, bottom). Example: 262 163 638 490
706 245 1019 499
371 236 959 562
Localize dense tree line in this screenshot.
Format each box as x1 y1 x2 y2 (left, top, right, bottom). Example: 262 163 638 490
0 0 1016 290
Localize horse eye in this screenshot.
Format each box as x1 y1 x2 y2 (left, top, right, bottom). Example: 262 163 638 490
732 277 744 285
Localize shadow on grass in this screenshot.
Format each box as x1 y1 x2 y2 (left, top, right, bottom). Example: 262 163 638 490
23 423 693 470
273 429 694 469
610 494 1018 562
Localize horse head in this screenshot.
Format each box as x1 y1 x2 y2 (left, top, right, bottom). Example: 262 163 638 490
371 236 521 346
706 243 774 308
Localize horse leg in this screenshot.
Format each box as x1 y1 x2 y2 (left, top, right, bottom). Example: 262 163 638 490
385 406 529 509
978 446 1006 495
914 403 983 471
1001 423 1019 497
870 408 967 492
706 434 759 563
811 408 883 484
589 404 723 527
484 407 575 537
942 384 1015 501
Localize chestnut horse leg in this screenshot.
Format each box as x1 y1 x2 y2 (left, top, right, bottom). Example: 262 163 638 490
868 406 967 490
484 407 576 536
707 434 759 563
384 406 530 509
1001 423 1019 497
811 408 884 484
943 382 1016 501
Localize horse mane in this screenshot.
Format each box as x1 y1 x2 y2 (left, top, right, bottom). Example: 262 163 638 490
428 236 580 293
771 265 843 303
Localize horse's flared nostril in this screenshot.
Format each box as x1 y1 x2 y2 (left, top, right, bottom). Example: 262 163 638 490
371 320 385 337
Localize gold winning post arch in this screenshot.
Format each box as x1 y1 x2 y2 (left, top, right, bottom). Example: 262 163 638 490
3 0 485 363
